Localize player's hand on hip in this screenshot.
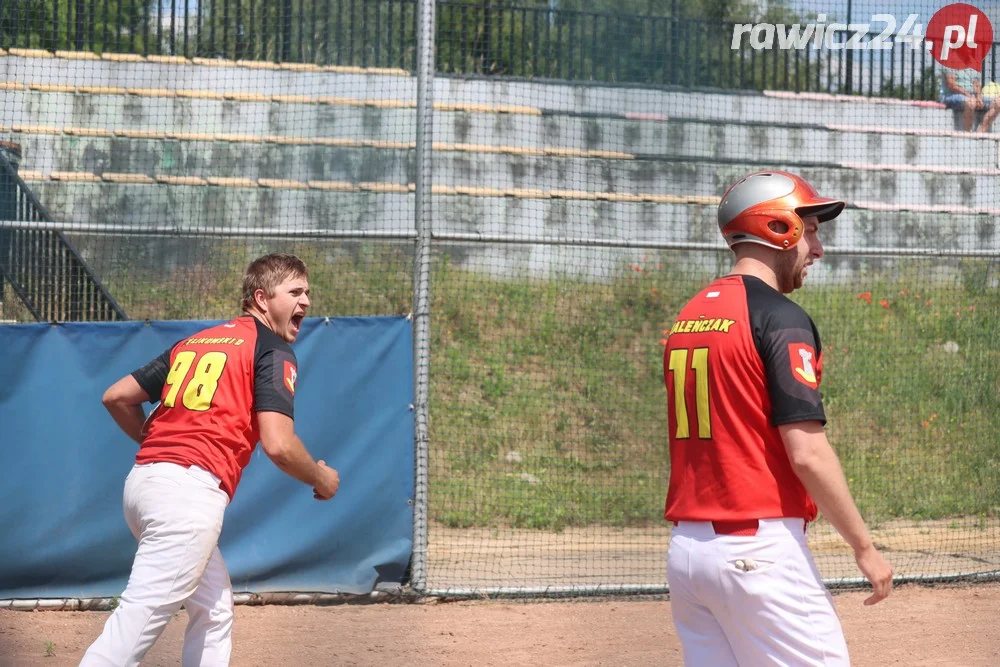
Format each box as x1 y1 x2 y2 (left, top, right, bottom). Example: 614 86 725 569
855 544 893 605
313 460 340 501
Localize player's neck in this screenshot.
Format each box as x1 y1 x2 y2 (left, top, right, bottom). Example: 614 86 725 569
729 256 779 291
244 308 276 333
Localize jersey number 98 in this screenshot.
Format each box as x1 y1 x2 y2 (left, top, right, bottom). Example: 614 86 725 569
163 351 229 412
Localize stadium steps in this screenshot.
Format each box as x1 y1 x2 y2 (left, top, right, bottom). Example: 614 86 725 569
0 156 127 321
3 82 995 170
22 179 996 257
2 49 997 282
0 48 962 129
7 115 999 176
10 130 1000 210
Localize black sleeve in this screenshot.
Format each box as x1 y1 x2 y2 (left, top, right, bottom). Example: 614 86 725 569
749 290 826 427
253 339 297 419
130 345 174 404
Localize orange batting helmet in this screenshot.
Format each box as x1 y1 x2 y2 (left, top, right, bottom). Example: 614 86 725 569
717 171 845 250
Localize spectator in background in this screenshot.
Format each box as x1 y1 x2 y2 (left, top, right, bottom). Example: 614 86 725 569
982 81 1000 108
940 64 999 133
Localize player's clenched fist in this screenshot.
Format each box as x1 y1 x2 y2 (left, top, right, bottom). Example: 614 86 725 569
855 544 893 605
313 460 340 500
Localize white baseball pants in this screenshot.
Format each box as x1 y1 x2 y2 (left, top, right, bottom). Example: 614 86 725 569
667 518 850 666
81 462 233 667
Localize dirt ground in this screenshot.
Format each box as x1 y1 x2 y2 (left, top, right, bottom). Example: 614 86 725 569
3 519 997 665
423 518 1000 590
1 582 998 666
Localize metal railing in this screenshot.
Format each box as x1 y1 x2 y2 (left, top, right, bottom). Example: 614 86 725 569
3 0 999 98
433 6 1000 100
0 0 419 68
0 152 127 322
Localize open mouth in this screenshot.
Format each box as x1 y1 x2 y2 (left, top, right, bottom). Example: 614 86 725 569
290 314 304 333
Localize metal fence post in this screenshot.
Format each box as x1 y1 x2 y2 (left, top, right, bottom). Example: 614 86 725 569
0 142 21 316
281 0 293 61
410 0 435 594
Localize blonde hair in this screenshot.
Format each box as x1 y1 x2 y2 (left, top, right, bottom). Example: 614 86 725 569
241 253 309 312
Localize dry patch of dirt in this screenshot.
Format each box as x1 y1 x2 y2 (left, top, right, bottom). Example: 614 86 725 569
1 583 998 666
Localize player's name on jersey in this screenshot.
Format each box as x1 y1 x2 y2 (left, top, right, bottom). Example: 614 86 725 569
185 336 247 346
668 318 736 335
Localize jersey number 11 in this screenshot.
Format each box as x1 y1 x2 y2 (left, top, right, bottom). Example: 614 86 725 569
667 347 712 439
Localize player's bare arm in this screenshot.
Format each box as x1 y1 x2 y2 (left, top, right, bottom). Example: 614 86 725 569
102 375 151 445
780 421 893 605
944 73 963 95
258 410 340 500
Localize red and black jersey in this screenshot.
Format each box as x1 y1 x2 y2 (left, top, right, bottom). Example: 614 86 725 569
131 316 297 500
663 275 825 523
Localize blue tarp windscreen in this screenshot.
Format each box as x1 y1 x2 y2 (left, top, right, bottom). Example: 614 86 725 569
0 317 414 599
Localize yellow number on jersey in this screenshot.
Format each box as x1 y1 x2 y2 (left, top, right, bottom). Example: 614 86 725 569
162 350 228 412
667 347 712 439
163 351 196 408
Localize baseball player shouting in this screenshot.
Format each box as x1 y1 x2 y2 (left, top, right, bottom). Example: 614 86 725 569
81 253 340 666
663 172 892 665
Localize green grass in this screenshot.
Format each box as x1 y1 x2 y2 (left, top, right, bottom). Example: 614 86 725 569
38 245 1000 531
799 259 1000 522
428 255 999 530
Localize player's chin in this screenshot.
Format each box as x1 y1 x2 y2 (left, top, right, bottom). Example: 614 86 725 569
778 277 798 294
791 266 807 288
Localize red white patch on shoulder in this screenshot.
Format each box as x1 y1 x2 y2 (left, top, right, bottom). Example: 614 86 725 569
788 343 819 389
283 360 297 395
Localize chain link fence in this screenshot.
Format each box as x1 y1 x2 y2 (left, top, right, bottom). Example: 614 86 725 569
5 1 1000 96
1 0 997 598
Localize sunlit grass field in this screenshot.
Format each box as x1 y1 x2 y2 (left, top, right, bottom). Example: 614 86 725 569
57 242 1000 530
428 255 999 529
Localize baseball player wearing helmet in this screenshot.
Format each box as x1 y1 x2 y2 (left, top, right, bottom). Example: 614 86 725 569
81 253 340 666
663 172 893 666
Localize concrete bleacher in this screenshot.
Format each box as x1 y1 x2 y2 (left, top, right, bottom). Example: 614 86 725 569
1 49 998 280
12 111 999 174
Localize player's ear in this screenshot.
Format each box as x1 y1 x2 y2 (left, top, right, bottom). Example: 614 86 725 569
253 288 269 311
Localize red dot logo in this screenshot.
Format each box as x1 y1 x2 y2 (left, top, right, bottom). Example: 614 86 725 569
926 3 993 70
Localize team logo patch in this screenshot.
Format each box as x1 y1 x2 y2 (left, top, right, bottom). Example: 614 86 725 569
788 343 819 389
283 360 297 394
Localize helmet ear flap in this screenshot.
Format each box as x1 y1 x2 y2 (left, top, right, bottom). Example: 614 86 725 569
771 213 803 248
721 209 803 250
